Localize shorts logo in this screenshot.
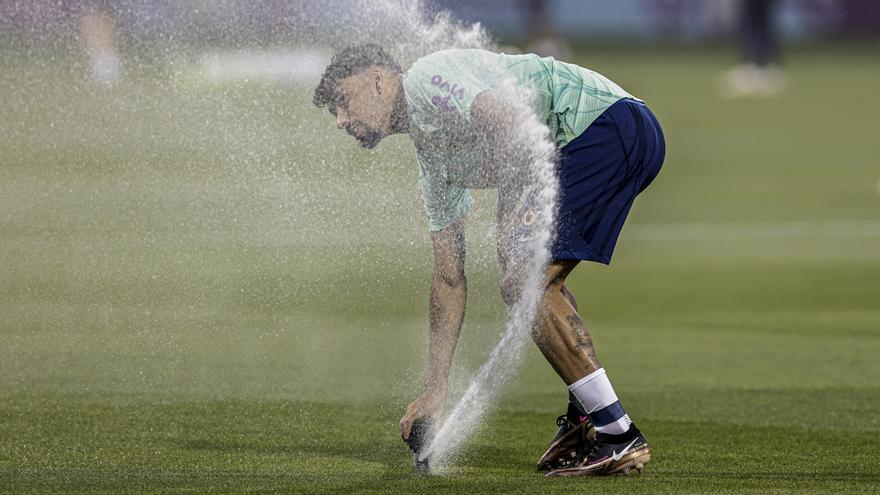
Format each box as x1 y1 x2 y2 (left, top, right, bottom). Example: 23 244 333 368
430 74 465 113
520 208 537 227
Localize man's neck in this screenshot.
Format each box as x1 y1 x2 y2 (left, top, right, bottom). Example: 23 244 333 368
388 77 410 135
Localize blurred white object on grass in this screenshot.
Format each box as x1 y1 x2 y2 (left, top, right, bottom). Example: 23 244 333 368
200 48 329 85
718 63 786 99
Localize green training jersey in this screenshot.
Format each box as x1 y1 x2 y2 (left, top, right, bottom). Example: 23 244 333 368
402 48 638 232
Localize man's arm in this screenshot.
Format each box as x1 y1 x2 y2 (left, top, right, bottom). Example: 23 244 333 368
471 90 538 303
471 89 535 235
470 90 532 187
400 216 467 439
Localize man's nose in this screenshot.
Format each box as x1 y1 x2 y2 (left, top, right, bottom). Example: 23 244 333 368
336 111 349 129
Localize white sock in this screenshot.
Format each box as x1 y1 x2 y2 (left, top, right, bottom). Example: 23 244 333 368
568 368 632 435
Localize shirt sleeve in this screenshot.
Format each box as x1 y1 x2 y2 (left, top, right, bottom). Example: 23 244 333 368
417 152 475 232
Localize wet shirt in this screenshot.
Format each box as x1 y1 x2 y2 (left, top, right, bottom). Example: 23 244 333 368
402 48 637 232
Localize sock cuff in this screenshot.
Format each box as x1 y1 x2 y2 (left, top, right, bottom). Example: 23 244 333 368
568 367 606 390
568 367 619 414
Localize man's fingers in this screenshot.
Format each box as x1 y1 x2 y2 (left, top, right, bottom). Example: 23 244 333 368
400 417 412 440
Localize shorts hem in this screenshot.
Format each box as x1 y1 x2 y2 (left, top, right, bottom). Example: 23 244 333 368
550 249 612 265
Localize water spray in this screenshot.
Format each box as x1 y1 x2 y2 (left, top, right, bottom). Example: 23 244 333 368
411 75 560 472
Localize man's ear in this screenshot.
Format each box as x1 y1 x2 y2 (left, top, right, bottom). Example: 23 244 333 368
372 68 384 94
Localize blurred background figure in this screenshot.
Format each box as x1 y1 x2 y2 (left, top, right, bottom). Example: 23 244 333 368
79 3 122 86
719 0 785 98
522 0 572 60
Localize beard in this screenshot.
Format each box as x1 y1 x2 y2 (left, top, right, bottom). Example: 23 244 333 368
355 128 384 149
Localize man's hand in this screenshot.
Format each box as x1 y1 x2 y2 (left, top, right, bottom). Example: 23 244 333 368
400 389 446 440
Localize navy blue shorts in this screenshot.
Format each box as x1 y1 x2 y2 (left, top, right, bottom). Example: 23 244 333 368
551 98 666 264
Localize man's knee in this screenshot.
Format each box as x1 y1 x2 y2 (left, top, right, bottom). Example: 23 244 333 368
542 260 577 289
500 261 577 306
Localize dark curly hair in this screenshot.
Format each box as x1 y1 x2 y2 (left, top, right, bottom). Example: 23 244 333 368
313 44 402 111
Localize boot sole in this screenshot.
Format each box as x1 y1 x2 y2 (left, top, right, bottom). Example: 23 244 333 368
545 445 651 477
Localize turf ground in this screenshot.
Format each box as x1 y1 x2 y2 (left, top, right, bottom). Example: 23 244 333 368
1 42 879 493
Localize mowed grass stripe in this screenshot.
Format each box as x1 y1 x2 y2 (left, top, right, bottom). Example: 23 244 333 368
2 396 879 493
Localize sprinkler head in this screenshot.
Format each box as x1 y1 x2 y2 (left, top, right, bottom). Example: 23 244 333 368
403 416 434 473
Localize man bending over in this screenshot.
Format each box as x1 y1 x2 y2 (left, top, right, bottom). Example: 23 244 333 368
313 45 665 476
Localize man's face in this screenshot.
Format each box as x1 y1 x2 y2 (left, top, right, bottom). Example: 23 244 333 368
330 69 396 149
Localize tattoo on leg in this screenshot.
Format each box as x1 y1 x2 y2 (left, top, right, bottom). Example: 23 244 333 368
567 314 600 368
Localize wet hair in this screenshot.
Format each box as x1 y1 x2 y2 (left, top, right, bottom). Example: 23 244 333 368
312 44 401 111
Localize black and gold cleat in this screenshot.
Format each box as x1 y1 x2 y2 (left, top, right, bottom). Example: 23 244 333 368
546 425 650 477
536 414 595 471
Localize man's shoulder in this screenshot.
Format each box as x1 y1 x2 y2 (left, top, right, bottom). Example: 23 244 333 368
405 49 495 80
410 48 479 65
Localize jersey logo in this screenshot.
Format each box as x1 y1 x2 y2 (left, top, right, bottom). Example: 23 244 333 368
430 74 465 100
431 94 455 113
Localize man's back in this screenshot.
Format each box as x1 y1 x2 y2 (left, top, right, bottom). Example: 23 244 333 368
403 48 638 149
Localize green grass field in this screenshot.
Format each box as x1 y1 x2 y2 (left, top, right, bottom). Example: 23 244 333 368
1 42 879 493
